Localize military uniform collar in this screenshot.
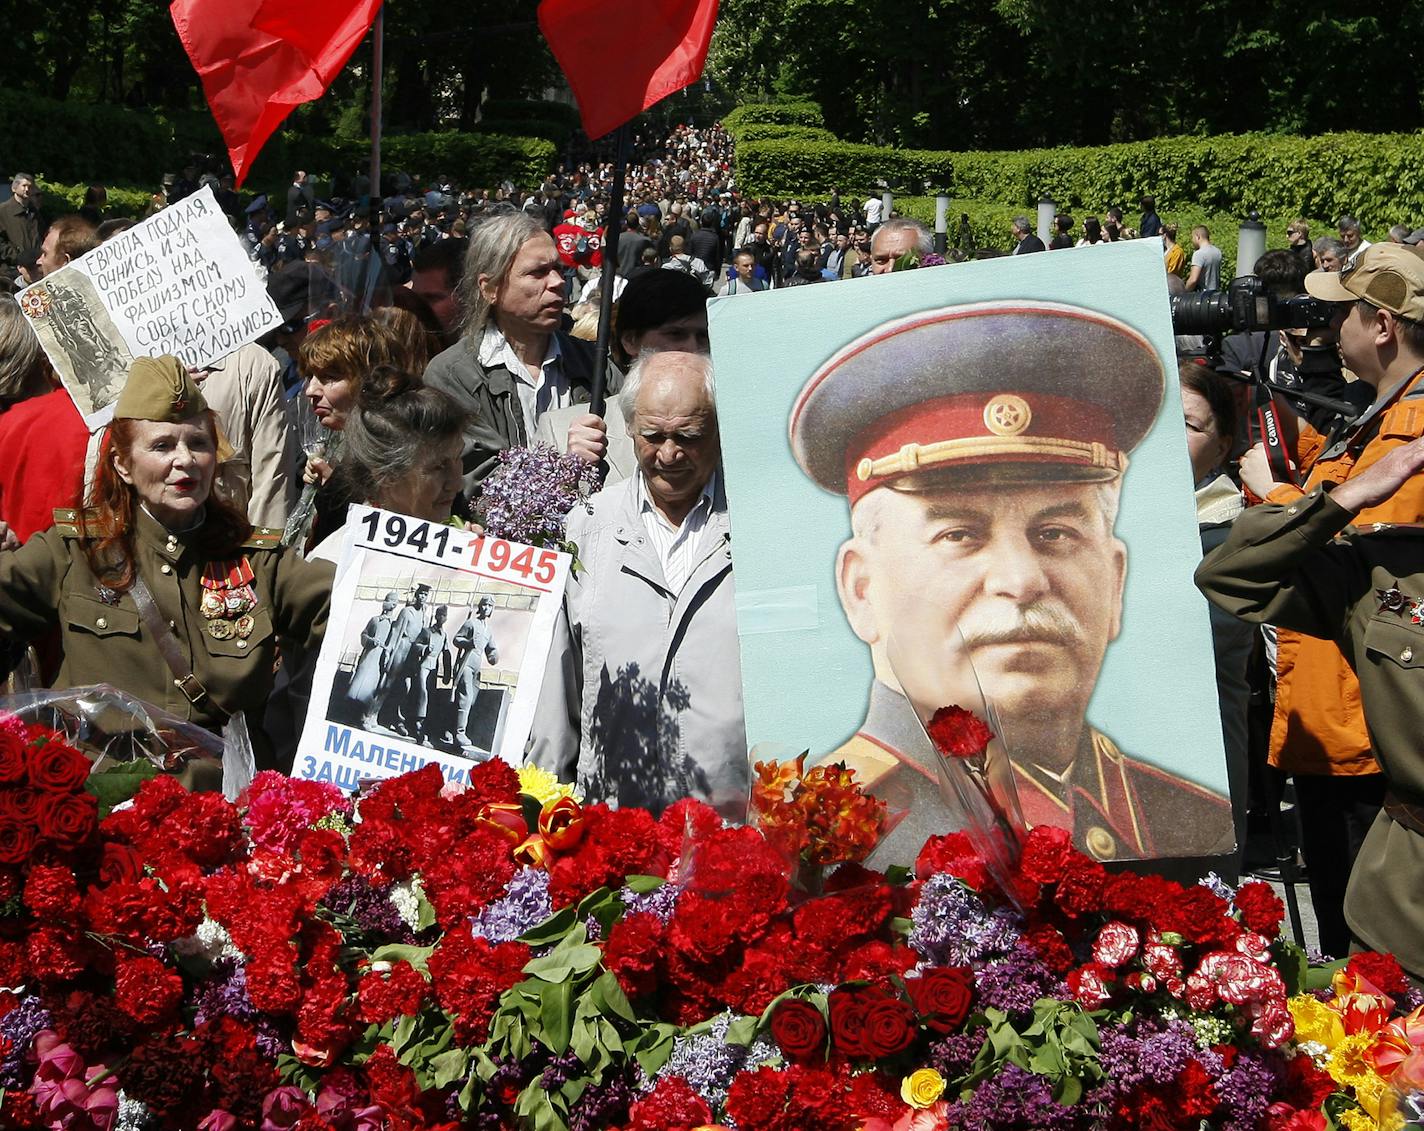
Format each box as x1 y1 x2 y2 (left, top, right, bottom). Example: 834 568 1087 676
135 504 206 559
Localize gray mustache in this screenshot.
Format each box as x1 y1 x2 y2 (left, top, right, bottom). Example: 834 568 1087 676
958 603 1084 647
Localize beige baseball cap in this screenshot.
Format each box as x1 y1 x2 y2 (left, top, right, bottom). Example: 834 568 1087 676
1305 242 1424 321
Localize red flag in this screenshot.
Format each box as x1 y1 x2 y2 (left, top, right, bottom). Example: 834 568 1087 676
170 0 382 186
538 0 719 140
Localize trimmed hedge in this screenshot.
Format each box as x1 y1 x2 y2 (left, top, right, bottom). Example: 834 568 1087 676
736 138 952 197
947 133 1424 237
721 101 824 133
36 181 156 223
729 124 839 144
475 118 573 148
893 196 1313 280
375 132 556 190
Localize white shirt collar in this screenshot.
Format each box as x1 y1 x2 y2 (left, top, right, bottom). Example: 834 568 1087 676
477 322 561 379
637 470 717 528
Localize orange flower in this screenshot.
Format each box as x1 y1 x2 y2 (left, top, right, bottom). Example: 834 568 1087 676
474 802 527 845
538 796 585 851
1369 1003 1424 1079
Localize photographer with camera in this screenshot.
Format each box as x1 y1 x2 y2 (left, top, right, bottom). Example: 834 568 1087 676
1236 243 1424 959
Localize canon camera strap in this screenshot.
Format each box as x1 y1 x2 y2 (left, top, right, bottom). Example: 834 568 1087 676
1252 376 1297 487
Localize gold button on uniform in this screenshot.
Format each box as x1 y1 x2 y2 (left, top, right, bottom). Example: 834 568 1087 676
160 564 172 575
96 617 107 629
1403 648 1414 663
236 640 248 649
1286 506 1298 515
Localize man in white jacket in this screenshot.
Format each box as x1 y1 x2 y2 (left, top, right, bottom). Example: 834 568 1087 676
528 351 748 814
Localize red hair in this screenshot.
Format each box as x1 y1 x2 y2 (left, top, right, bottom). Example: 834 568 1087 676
82 413 252 590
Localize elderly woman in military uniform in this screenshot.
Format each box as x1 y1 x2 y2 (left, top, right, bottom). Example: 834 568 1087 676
0 356 334 771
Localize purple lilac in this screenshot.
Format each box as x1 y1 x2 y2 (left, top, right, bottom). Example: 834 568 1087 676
0 995 50 1087
656 1013 748 1109
1215 1051 1279 1131
619 880 680 923
1087 1017 1203 1108
928 1030 987 1082
470 868 553 943
321 875 417 944
568 1072 634 1131
944 1062 1080 1130
476 443 600 546
974 951 1066 1018
190 961 258 1027
910 874 1021 966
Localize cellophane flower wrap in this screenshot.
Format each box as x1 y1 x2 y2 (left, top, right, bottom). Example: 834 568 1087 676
0 722 1415 1131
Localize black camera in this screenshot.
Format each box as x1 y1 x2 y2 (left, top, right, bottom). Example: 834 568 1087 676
1170 275 1340 336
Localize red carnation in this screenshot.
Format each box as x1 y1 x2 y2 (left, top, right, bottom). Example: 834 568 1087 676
1263 1105 1327 1131
769 998 827 1062
22 864 82 925
25 739 91 793
625 1075 713 1131
905 966 974 1034
915 832 992 891
603 912 666 999
1017 825 1077 885
114 954 183 1025
1233 881 1286 938
1345 950 1410 996
357 960 429 1025
926 706 994 758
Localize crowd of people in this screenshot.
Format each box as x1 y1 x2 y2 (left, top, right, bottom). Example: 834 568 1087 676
3 116 1424 979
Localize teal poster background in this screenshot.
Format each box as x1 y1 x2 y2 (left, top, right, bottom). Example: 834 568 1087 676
707 239 1230 796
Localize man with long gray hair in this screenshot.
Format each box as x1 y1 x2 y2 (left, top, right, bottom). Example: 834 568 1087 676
423 211 614 492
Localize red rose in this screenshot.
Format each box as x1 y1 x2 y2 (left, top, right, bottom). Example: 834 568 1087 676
862 994 917 1058
926 706 994 758
0 728 26 784
769 998 827 1062
0 818 34 865
0 787 39 824
904 966 974 1034
25 740 90 793
98 842 146 886
36 792 97 850
828 986 874 1058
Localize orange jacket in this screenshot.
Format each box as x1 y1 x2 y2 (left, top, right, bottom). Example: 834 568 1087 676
1266 370 1424 776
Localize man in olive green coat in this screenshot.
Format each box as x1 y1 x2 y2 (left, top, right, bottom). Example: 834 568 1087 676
1197 436 1424 975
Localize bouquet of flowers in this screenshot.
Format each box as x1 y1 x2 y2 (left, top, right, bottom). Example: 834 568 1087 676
473 443 601 550
0 721 1414 1131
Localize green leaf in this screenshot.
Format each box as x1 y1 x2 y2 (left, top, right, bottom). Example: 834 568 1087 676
414 888 437 932
622 874 665 894
630 1024 678 1077
883 864 912 885
588 970 637 1024
519 904 579 947
430 1048 471 1090
368 943 435 973
540 978 574 1053
1305 954 1348 993
84 758 159 814
523 943 602 984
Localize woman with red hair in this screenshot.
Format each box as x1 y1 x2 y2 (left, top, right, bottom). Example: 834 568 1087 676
0 356 333 770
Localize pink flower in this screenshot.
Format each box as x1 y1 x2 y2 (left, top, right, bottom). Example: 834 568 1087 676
199 1111 239 1131
261 1086 310 1129
28 1034 117 1131
893 1100 950 1131
243 772 349 854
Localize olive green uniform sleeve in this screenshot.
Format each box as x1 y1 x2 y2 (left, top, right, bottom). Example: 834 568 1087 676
1194 486 1366 641
0 529 67 670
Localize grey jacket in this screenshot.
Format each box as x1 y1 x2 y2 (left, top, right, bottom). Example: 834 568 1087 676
423 330 611 494
527 474 749 814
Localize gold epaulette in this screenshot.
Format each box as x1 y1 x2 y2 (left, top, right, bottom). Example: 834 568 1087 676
51 508 110 538
241 527 283 549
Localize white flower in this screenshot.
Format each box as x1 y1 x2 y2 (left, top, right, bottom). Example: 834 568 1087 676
172 917 242 962
388 878 424 930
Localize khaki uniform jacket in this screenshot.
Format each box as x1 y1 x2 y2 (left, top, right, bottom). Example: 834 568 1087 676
1196 486 1424 972
0 507 333 767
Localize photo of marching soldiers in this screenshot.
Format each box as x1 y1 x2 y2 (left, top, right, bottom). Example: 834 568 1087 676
323 565 539 761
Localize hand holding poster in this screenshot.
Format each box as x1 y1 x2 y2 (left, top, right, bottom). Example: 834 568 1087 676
15 185 280 428
297 507 570 792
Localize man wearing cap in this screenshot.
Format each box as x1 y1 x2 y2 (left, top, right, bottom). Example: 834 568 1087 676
450 596 499 754
0 356 332 771
366 583 430 735
1236 242 1424 957
791 301 1234 864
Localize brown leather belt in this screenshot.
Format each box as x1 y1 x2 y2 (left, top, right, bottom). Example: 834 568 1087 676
1384 791 1424 835
129 574 224 718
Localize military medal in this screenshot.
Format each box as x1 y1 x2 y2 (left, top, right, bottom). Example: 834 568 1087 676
201 558 259 641
1375 586 1424 624
95 585 120 606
